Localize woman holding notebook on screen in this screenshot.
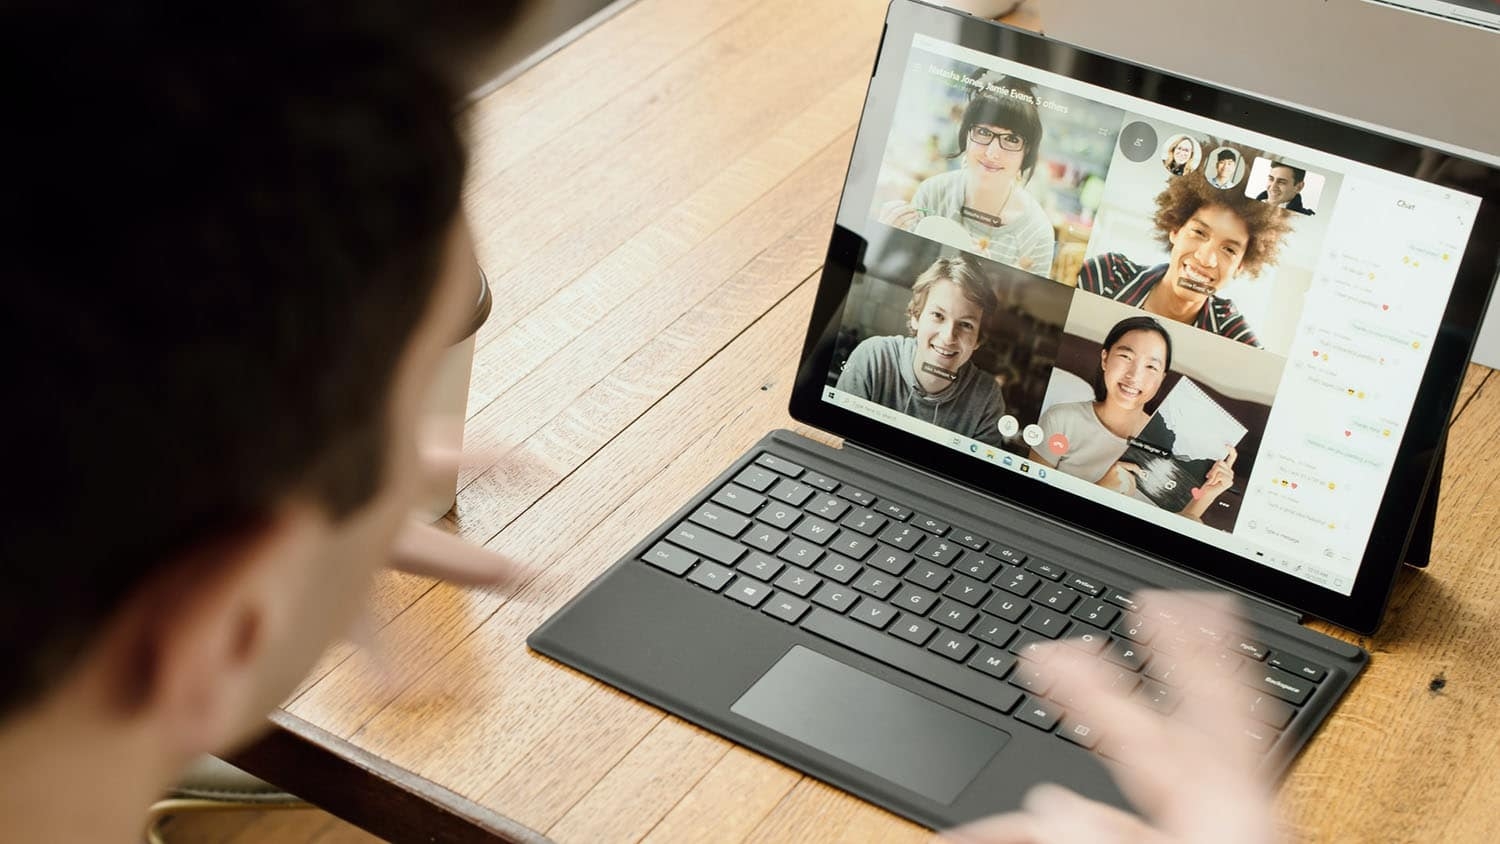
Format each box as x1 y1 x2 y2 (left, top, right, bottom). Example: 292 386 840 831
1031 316 1235 521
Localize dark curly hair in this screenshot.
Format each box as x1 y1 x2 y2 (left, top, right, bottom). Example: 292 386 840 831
1151 168 1293 278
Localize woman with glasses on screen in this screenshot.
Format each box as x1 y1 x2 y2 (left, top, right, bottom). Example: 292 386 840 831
878 78 1055 276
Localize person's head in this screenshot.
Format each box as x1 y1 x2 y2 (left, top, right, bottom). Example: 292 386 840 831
954 78 1044 186
1265 162 1307 205
905 256 999 379
3 0 515 780
1093 317 1173 411
1151 172 1293 306
1169 136 1195 168
1215 149 1237 182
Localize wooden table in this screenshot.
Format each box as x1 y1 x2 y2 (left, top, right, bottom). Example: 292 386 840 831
234 0 1500 840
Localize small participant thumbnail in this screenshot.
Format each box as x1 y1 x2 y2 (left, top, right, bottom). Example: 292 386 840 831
869 47 1125 284
1245 157 1326 216
1162 134 1202 177
1205 146 1244 190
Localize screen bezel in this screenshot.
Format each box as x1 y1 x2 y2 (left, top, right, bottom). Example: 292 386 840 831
789 0 1500 634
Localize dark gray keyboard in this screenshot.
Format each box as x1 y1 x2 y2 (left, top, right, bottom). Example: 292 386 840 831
641 451 1327 758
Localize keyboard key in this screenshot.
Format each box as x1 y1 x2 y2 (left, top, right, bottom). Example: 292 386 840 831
912 514 949 535
737 553 784 581
726 579 771 607
792 515 839 545
1024 558 1066 580
919 539 965 566
1008 632 1051 662
1072 601 1121 629
642 542 697 576
835 485 875 506
904 560 951 590
878 523 925 551
755 504 800 530
998 568 1040 598
1062 629 1109 655
1243 665 1315 705
687 562 735 592
931 601 978 632
1136 680 1179 714
733 465 779 493
1008 662 1053 695
1057 716 1102 750
839 508 888 537
1104 588 1140 613
1247 693 1296 729
1035 584 1081 613
744 525 787 554
1268 652 1328 682
942 575 990 607
807 495 849 521
1014 696 1062 732
892 583 939 614
992 546 1027 566
768 478 814 507
968 646 1016 680
667 523 744 566
875 500 912 520
1020 606 1070 639
1146 656 1183 684
849 600 897 630
829 532 876 560
971 616 1017 648
813 554 860 584
980 593 1028 622
950 530 989 551
761 594 810 624
811 583 860 613
890 616 939 647
1102 639 1150 672
956 555 1002 582
754 453 804 477
1232 637 1270 660
1240 723 1279 755
927 631 977 662
802 611 1021 714
1064 574 1105 597
776 538 823 568
711 484 765 515
851 568 900 600
867 547 914 576
1211 649 1245 677
803 472 839 492
772 568 820 597
689 502 751 537
1114 613 1155 645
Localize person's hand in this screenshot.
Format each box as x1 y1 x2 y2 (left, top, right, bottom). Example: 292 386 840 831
878 199 925 231
1096 461 1143 496
387 440 530 588
942 591 1280 844
1182 445 1237 520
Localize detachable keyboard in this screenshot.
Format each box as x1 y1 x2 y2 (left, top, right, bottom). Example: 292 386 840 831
642 449 1329 761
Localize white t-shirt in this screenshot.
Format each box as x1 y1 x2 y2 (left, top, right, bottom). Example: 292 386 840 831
1034 400 1128 484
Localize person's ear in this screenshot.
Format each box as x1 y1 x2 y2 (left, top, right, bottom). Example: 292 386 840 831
101 506 326 759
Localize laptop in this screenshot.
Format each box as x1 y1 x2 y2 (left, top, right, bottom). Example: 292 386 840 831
529 0 1500 828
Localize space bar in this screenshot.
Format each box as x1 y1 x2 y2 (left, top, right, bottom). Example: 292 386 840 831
802 610 1023 715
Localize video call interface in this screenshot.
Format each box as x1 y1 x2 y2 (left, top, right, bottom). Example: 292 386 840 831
823 34 1482 595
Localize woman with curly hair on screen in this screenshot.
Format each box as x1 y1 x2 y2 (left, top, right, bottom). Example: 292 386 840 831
1077 171 1293 348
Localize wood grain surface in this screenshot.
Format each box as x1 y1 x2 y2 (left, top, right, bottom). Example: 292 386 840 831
245 1 1500 841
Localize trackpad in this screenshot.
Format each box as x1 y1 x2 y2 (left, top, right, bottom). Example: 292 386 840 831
730 646 1008 804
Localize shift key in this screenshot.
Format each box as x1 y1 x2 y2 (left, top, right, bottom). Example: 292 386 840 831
667 522 745 566
802 610 1023 715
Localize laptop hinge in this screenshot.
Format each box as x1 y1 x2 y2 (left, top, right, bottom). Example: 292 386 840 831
840 440 1306 627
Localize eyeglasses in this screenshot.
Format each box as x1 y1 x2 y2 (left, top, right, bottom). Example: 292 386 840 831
967 126 1025 152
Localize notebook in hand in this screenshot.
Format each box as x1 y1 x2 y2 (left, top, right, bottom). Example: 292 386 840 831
530 0 1500 828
